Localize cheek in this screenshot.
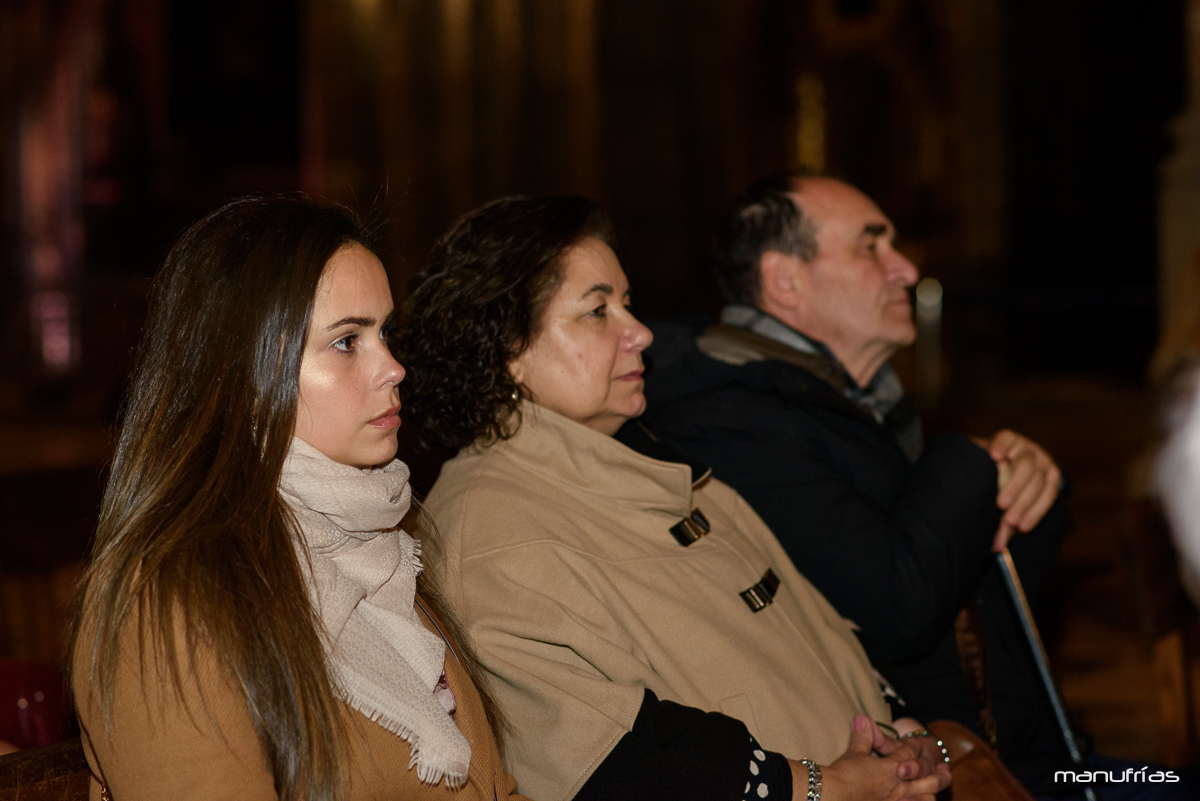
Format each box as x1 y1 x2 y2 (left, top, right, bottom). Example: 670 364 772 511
599 345 621 385
567 338 616 392
299 365 334 413
521 334 612 412
297 361 353 442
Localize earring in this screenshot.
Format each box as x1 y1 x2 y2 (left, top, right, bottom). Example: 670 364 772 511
511 388 520 401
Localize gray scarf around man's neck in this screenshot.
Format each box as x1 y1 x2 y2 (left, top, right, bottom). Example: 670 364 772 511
720 305 923 461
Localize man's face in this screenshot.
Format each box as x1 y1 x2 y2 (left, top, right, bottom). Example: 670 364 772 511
789 178 919 359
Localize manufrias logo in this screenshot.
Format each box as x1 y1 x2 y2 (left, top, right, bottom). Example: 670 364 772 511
1055 766 1180 784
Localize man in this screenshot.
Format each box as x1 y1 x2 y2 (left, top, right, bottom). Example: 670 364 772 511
640 174 1071 792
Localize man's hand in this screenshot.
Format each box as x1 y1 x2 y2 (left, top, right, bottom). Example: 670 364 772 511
789 715 951 801
973 430 1061 551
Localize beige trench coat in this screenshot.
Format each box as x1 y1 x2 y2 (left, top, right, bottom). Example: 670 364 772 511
425 403 892 801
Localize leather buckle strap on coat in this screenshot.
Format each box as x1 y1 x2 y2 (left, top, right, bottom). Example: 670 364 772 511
740 569 781 612
669 509 711 545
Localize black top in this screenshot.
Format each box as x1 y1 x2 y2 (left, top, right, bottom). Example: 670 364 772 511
576 689 791 801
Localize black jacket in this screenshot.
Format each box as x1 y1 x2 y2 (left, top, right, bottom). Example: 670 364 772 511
640 317 1072 792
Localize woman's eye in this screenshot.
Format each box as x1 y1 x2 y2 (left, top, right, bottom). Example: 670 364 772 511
588 304 607 318
333 335 357 353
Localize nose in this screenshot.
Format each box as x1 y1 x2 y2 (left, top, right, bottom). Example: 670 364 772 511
888 248 919 287
623 314 654 352
379 347 406 389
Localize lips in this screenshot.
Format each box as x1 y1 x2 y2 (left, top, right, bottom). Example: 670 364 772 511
368 404 402 429
617 369 644 382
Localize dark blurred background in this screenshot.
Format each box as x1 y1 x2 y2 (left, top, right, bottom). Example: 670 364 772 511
2 0 1200 766
1 0 1189 401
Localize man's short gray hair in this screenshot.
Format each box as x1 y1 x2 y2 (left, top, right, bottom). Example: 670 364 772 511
715 173 818 306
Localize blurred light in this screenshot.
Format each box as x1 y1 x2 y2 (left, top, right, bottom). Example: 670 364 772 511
442 0 471 82
795 72 826 173
31 291 74 374
494 0 521 56
350 0 381 15
915 277 942 412
916 276 943 313
32 245 62 283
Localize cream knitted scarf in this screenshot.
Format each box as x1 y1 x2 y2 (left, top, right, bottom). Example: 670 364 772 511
278 437 470 788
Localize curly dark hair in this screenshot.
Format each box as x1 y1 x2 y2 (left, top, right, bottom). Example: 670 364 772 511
398 195 613 452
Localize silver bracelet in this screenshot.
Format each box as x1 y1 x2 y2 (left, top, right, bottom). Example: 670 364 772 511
899 729 950 764
798 758 822 801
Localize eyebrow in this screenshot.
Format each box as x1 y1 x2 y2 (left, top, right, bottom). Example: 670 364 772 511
579 283 631 300
324 315 376 331
580 283 613 299
863 223 888 237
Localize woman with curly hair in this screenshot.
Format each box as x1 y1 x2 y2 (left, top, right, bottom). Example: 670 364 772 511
399 195 952 801
69 195 530 801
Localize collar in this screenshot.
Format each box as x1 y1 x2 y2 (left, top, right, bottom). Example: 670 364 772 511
714 306 923 461
720 305 837 363
482 402 701 517
614 419 712 486
719 304 905 407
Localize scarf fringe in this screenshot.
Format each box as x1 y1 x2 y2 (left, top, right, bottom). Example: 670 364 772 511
341 692 469 790
412 538 424 576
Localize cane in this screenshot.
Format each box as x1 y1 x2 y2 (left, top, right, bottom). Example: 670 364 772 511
997 549 1098 801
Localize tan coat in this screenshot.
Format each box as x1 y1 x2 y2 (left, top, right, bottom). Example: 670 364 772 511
425 403 892 801
73 604 529 801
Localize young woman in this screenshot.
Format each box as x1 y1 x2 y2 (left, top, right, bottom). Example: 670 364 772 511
69 195 529 801
398 195 952 801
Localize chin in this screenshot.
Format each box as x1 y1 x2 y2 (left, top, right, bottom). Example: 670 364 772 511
625 393 648 420
355 434 400 469
885 322 917 348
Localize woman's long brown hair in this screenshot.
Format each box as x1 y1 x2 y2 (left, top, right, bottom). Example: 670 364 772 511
70 195 368 800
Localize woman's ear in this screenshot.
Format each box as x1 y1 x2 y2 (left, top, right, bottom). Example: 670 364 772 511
508 354 526 386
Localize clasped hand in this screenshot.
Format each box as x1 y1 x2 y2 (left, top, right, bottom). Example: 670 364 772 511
790 715 951 801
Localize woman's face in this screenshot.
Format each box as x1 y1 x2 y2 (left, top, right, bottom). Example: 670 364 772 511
295 243 406 468
510 237 653 436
